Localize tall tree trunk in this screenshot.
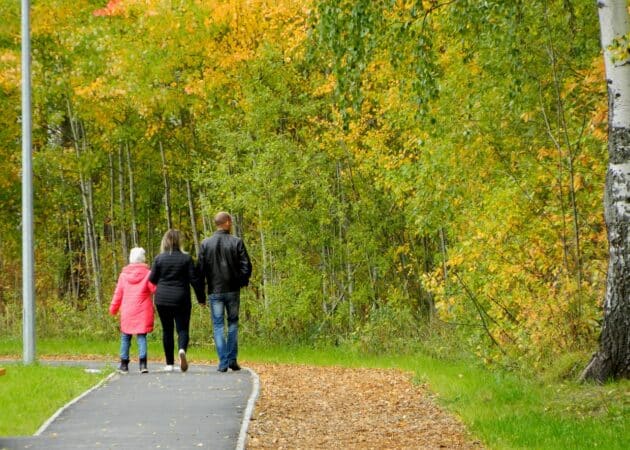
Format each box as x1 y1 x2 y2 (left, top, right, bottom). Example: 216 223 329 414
159 140 173 230
366 254 378 310
202 212 210 236
185 178 200 256
117 145 128 259
336 161 354 328
65 216 78 302
108 152 118 278
66 98 101 307
581 0 630 382
125 142 138 247
543 19 584 309
258 208 269 311
84 162 102 307
439 227 449 290
321 244 329 315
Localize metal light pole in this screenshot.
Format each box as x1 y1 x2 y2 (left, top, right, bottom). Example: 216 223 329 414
22 0 35 364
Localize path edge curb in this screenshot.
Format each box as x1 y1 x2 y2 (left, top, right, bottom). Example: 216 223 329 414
236 367 260 450
34 369 117 436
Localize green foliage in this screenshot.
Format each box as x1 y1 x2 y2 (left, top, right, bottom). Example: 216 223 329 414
0 0 613 375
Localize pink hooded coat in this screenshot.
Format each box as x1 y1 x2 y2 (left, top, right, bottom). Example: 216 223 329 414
109 263 156 334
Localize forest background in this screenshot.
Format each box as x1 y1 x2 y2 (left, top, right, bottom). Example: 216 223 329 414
0 0 610 375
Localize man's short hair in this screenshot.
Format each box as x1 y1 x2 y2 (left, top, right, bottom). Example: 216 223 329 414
214 212 232 227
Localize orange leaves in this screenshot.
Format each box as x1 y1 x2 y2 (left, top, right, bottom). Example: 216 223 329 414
536 147 555 160
590 106 608 141
93 0 124 17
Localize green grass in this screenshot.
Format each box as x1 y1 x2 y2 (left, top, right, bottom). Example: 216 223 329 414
0 336 217 364
1 338 628 448
0 363 111 436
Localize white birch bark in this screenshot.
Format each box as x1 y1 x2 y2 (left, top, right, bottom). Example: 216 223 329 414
108 152 118 277
582 0 630 381
159 140 173 230
117 146 128 259
66 98 101 306
125 143 138 247
258 208 269 310
185 178 200 256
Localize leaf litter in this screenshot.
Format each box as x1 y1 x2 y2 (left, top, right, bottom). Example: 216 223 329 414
246 363 483 449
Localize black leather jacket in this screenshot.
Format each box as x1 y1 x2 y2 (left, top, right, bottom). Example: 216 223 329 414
197 230 252 296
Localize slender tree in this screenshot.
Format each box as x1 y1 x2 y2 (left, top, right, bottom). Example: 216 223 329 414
117 145 128 259
159 139 173 230
66 98 102 307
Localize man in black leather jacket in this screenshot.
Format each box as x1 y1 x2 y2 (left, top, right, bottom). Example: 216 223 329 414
197 212 252 372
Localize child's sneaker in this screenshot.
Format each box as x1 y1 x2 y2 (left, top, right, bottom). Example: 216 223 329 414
118 359 129 374
139 357 148 374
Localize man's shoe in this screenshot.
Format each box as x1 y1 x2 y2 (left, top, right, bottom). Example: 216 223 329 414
228 361 241 371
217 366 228 372
163 365 174 372
179 349 188 373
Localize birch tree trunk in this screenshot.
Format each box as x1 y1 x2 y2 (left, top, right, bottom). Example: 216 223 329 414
108 152 118 278
84 164 102 307
159 140 173 230
125 143 138 247
185 178 200 256
117 146 128 259
66 98 101 307
439 227 449 290
65 216 78 302
581 0 630 382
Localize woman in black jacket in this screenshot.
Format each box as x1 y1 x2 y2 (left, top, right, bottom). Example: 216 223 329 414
149 229 203 372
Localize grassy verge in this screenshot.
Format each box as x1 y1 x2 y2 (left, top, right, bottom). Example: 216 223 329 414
1 338 628 448
0 363 110 436
0 336 216 364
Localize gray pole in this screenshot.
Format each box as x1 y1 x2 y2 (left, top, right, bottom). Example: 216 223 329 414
22 0 35 364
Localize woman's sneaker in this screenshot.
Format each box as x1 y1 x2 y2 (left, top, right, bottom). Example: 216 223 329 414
179 349 188 372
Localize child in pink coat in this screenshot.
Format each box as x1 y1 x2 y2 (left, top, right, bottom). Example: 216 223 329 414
109 247 156 373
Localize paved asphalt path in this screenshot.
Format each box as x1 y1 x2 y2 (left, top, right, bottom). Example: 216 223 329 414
0 361 255 450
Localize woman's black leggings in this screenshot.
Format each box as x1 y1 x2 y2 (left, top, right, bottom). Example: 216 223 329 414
156 303 191 365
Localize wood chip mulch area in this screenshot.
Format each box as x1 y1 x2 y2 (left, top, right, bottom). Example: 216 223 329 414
246 363 483 449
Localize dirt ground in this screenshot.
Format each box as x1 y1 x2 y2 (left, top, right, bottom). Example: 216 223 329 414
246 363 483 449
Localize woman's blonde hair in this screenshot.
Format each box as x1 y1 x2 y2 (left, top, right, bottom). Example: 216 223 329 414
160 229 181 253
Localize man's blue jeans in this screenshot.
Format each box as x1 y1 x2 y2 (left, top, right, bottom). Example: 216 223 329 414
210 292 240 369
120 333 147 360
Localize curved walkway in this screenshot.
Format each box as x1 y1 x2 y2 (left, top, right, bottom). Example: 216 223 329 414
0 361 258 450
